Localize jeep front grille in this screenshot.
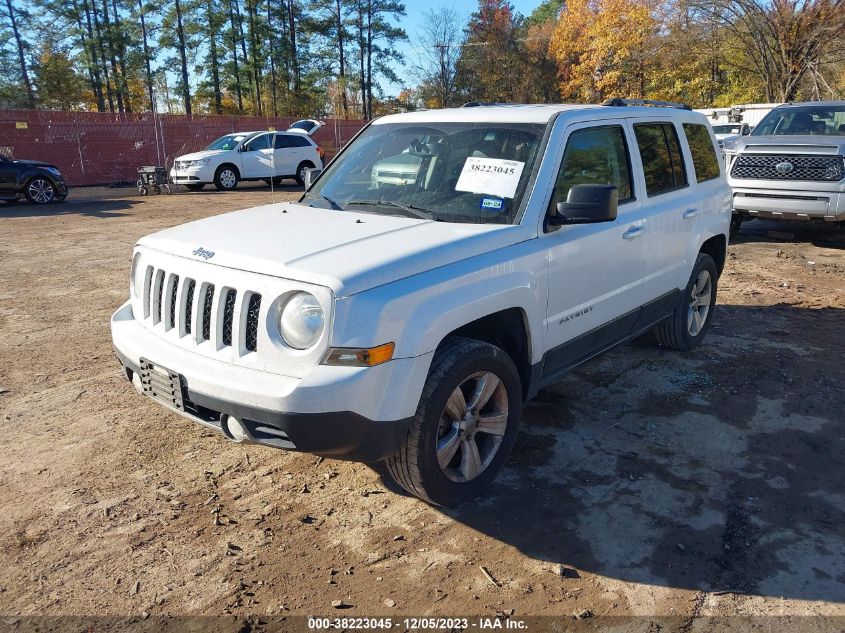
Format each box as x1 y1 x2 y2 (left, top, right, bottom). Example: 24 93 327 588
141 268 263 354
731 154 844 182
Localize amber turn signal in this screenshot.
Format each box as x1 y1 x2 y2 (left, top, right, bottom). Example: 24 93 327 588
324 342 395 367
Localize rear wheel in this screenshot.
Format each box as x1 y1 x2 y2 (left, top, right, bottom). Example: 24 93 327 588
295 161 315 186
25 177 56 204
386 337 522 506
214 165 239 191
185 183 205 192
654 253 718 351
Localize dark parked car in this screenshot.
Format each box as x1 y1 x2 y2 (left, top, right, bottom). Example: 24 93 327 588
0 155 68 205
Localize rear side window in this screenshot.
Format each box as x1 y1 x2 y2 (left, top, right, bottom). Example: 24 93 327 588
551 125 633 210
682 123 720 182
289 135 311 147
634 123 688 195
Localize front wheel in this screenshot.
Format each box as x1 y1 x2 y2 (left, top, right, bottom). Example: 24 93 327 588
25 177 56 204
214 166 239 191
654 253 718 351
386 337 522 506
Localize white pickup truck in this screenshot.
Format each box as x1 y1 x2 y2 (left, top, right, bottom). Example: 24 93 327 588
726 101 845 234
112 100 731 505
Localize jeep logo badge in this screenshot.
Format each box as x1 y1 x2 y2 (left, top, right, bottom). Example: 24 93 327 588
775 161 795 175
192 247 215 260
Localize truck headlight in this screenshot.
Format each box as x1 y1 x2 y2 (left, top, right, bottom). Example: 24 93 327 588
279 292 324 349
131 252 141 298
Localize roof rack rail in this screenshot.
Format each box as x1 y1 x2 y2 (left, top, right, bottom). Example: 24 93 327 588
602 98 691 111
462 101 514 108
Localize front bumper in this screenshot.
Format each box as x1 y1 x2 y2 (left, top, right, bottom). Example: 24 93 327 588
731 186 845 221
111 301 423 462
170 166 215 184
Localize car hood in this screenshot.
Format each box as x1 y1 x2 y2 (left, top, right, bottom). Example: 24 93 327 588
175 149 230 162
137 202 525 296
731 135 845 154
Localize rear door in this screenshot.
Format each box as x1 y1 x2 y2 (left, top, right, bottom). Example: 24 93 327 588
287 119 324 136
629 120 700 296
542 120 651 376
274 134 301 175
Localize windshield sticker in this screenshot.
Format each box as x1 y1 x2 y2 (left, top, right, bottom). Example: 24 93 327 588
456 157 525 199
480 197 504 211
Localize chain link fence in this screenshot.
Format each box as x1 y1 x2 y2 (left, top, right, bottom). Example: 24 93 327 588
0 110 366 186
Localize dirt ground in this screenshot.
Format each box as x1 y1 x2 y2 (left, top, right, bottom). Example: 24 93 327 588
0 184 843 628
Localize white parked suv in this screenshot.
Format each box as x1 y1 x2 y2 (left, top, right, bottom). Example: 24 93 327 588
726 101 845 234
112 100 731 505
170 120 325 191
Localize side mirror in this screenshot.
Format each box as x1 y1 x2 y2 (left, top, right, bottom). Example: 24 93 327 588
303 167 322 188
549 184 618 226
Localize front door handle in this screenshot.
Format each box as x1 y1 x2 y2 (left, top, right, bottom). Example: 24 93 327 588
683 207 700 219
623 226 645 240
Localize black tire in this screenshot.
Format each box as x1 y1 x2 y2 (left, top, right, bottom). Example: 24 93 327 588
213 165 239 191
185 183 205 192
25 177 56 205
295 161 315 186
654 253 718 351
55 194 67 202
386 336 522 506
729 214 743 239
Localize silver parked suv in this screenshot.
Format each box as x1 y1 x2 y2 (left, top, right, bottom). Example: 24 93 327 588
726 101 845 235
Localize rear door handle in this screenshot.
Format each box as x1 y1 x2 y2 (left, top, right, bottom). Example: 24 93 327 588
623 226 645 240
683 207 700 219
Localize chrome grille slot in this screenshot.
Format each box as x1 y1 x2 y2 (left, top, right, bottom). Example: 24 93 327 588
201 283 215 342
152 270 165 325
222 289 237 347
167 274 179 330
731 154 845 182
184 279 196 334
245 293 262 352
142 266 154 318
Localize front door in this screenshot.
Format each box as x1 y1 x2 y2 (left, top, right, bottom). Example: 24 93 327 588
542 120 651 376
239 133 276 179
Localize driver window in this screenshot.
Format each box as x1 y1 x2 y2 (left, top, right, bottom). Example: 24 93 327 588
551 125 633 212
245 134 270 151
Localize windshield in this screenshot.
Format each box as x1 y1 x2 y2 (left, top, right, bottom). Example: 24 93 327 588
713 124 740 135
752 105 845 136
302 121 546 224
205 134 248 151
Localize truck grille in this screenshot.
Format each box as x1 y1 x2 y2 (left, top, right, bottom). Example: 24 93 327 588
731 154 844 182
141 267 263 353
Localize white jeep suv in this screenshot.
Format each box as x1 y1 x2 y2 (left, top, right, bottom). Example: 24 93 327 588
727 101 845 234
112 101 731 505
170 121 324 192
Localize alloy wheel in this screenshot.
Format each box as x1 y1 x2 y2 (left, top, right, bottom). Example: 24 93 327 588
436 371 508 483
687 270 712 336
28 179 55 204
219 169 236 189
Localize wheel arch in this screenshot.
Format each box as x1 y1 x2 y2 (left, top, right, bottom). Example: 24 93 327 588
443 308 532 402
216 162 241 179
699 233 727 276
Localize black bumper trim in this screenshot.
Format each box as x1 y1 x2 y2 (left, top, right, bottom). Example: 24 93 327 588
113 349 412 463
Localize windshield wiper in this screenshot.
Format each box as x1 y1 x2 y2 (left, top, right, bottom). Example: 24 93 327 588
345 199 438 221
305 192 343 210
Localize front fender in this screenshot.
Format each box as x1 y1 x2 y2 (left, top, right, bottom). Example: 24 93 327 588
331 239 547 363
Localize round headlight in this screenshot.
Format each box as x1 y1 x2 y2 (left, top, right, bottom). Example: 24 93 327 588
131 253 141 298
279 292 325 349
